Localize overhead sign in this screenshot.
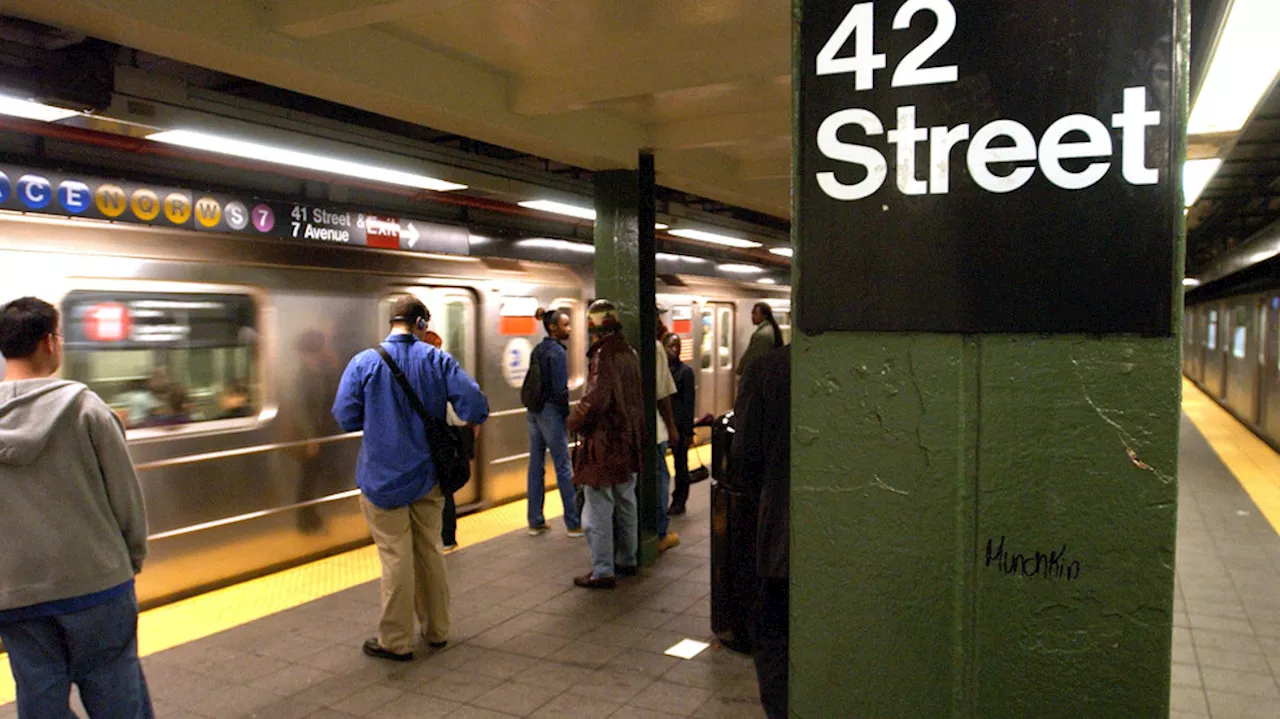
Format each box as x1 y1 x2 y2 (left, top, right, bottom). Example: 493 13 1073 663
0 164 471 257
798 0 1181 334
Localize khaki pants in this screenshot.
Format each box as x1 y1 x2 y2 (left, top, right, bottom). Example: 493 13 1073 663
360 485 450 653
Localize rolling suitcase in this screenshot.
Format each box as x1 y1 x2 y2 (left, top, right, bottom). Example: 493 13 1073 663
709 410 759 654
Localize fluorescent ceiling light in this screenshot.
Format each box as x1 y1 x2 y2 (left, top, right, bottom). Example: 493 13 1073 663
1183 277 1201 288
1184 158 1222 207
1187 0 1280 135
516 238 595 254
670 228 763 249
0 94 79 122
148 129 466 192
719 263 766 274
1248 249 1279 265
519 201 667 231
520 201 667 231
519 200 596 221
656 252 709 263
758 278 778 285
769 247 794 258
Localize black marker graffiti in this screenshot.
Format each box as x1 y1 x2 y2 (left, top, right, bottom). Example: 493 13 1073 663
985 536 1081 581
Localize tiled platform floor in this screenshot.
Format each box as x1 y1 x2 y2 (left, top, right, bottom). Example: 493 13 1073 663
5 410 1280 717
6 478 760 719
1171 417 1280 719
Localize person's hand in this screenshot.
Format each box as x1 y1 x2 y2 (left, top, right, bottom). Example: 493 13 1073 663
306 442 321 459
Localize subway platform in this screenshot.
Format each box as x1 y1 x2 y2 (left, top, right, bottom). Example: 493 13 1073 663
4 384 1280 717
1 448 760 719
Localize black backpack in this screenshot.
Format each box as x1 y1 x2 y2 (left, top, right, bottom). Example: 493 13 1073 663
521 343 545 412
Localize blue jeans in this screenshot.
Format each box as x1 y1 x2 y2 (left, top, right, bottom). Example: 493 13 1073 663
656 441 672 537
582 476 638 578
527 406 580 530
0 589 153 718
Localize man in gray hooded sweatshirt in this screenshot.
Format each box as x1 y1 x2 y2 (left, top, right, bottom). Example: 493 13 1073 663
0 297 152 718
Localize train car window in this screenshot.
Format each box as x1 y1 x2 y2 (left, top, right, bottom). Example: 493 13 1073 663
665 305 695 363
779 311 793 345
1233 308 1247 360
550 297 585 388
1207 310 1218 351
60 291 259 430
718 307 733 370
382 291 476 376
1259 304 1267 366
439 298 471 375
700 308 714 370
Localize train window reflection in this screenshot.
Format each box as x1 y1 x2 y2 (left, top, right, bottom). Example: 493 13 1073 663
1259 305 1267 366
382 290 476 376
550 297 585 388
1233 326 1248 359
61 291 259 429
718 308 733 370
1233 309 1248 360
1208 310 1218 351
700 308 714 370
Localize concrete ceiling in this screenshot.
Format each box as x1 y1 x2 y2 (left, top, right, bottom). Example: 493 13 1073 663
0 0 792 219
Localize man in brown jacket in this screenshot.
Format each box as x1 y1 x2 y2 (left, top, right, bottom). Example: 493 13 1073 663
567 299 645 589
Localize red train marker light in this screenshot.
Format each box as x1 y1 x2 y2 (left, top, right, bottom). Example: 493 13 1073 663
84 302 132 342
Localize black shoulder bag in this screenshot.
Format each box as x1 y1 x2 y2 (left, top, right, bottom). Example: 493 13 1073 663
375 346 471 494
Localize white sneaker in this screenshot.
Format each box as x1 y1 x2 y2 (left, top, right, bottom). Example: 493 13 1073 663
567 527 584 538
528 525 549 536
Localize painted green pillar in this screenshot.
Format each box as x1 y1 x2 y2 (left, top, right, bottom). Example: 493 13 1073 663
789 2 1187 717
594 159 660 564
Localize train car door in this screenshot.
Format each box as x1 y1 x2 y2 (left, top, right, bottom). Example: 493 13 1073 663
1267 297 1280 438
1192 308 1205 380
382 288 481 507
1205 306 1225 398
696 303 737 421
1256 299 1269 432
1225 304 1257 421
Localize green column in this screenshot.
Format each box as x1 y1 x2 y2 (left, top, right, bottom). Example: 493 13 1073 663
594 163 660 564
789 4 1187 717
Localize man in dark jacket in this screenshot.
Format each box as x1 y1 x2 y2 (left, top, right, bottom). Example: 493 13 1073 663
526 307 581 536
732 345 790 719
664 332 696 515
566 299 645 589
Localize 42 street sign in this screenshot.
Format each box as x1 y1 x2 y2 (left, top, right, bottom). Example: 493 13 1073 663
797 0 1183 335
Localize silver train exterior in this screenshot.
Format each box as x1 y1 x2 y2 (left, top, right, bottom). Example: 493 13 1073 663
0 212 789 607
1183 291 1280 446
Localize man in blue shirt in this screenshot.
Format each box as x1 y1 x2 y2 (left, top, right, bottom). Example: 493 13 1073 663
526 307 581 536
332 296 488 661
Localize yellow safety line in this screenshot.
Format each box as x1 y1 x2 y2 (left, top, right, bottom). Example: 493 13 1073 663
1182 377 1280 535
0 444 715 705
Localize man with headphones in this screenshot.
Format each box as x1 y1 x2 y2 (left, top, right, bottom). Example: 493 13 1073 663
332 295 489 661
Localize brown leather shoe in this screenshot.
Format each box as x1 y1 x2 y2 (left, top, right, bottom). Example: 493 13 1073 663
573 573 616 589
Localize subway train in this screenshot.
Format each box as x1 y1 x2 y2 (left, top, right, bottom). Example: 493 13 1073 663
1183 285 1280 448
0 211 790 607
